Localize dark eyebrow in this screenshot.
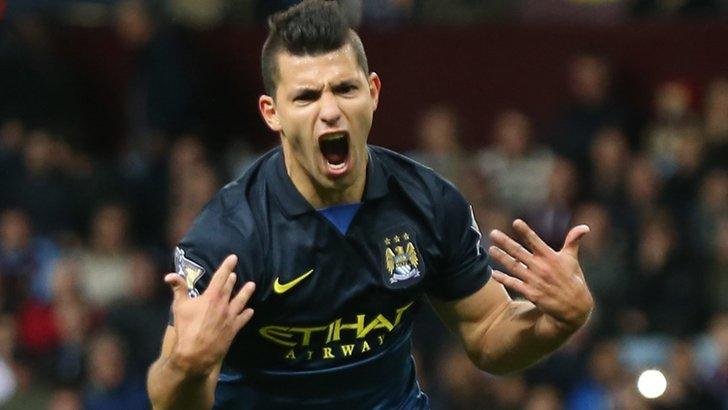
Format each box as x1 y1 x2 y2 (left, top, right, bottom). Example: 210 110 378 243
333 79 359 91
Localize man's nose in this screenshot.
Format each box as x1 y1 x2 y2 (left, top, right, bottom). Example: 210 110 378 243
318 92 342 125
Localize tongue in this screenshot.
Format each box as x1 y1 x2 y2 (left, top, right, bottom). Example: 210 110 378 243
325 152 346 165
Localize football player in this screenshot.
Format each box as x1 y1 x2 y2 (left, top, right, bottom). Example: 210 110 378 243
147 1 593 408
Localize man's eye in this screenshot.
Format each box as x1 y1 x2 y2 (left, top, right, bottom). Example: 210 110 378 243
339 85 357 95
295 92 318 102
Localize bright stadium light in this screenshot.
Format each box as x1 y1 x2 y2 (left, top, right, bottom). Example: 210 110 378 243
637 369 667 399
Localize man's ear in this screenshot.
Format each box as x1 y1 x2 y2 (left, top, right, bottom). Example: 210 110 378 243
369 72 382 111
259 95 282 132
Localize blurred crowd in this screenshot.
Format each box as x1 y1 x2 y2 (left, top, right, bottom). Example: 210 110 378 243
408 54 728 409
3 0 728 27
1 1 728 410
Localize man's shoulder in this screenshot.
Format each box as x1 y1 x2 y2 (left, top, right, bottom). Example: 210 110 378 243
184 148 280 246
369 145 461 202
218 147 280 210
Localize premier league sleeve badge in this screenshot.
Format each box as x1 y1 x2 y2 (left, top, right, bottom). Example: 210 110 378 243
174 247 206 297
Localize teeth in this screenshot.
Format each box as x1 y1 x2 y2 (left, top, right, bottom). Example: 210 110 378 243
328 161 346 170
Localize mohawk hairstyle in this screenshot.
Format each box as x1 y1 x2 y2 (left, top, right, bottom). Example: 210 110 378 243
261 0 369 97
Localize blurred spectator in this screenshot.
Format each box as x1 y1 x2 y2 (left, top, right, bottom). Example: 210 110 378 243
2 308 56 409
0 358 55 410
587 127 631 206
162 134 222 250
476 110 555 214
653 340 722 408
628 211 705 335
526 158 579 248
642 80 701 178
689 169 728 255
566 340 625 410
408 105 471 189
696 314 728 403
168 134 217 209
491 375 528 409
115 0 201 142
703 77 728 168
83 331 148 410
53 296 92 384
525 322 593 399
428 342 493 409
0 15 81 134
0 314 17 405
106 250 168 374
617 156 663 239
16 258 74 361
120 131 169 248
224 139 262 180
6 130 77 235
523 384 562 410
166 204 201 250
76 203 134 308
0 119 25 207
662 133 706 222
473 204 513 239
0 208 59 310
48 386 83 410
551 53 630 174
571 202 629 335
705 215 728 314
174 163 220 217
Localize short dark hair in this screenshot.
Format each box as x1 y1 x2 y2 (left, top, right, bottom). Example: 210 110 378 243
261 0 369 97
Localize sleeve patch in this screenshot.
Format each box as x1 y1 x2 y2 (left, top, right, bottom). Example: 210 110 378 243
174 247 206 297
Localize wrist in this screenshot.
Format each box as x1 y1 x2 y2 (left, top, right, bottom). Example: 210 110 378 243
167 349 215 380
536 313 583 343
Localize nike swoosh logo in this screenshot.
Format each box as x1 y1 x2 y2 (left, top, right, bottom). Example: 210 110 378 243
273 269 314 294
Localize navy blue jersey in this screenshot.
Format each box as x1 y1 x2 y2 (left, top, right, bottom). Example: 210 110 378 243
174 145 491 409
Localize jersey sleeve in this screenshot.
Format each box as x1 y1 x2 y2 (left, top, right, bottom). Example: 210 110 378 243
426 182 492 301
169 194 261 324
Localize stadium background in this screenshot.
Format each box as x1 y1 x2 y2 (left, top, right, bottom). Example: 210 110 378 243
1 0 727 408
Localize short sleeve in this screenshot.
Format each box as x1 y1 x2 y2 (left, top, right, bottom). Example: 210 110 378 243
168 194 260 325
426 183 491 301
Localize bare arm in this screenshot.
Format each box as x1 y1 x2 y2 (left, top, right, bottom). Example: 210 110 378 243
432 219 593 375
147 255 256 410
147 327 221 409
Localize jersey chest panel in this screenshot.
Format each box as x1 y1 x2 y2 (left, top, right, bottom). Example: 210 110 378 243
229 197 439 371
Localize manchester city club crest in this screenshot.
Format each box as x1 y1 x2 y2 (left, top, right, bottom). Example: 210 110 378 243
381 231 424 288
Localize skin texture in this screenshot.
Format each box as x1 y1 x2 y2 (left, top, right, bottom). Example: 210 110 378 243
147 42 594 409
148 257 256 410
258 43 381 208
432 219 594 374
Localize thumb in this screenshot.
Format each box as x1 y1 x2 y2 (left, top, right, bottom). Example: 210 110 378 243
562 224 590 257
165 273 189 302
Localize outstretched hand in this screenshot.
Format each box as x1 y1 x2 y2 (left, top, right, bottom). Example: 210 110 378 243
165 255 256 377
488 219 593 338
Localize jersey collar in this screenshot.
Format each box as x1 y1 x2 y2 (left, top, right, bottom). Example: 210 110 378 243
267 146 389 217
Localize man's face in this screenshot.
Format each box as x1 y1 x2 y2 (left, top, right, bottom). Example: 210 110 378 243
260 43 380 195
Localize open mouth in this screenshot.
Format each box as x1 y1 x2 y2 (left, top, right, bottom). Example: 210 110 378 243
319 132 349 172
